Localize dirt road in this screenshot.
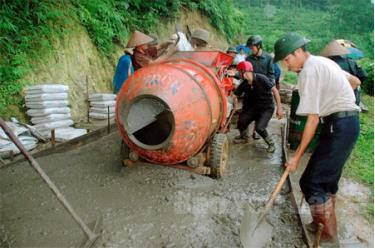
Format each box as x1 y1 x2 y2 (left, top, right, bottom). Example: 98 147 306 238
0 119 304 247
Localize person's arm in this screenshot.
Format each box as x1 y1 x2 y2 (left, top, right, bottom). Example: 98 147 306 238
346 73 361 90
153 45 177 63
156 41 175 57
267 56 275 84
285 114 319 172
233 80 246 97
271 86 283 119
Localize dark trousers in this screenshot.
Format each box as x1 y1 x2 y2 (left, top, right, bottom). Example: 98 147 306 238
300 116 360 204
354 88 361 106
237 107 274 138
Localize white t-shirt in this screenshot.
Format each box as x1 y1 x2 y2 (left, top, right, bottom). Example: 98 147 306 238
296 55 360 117
233 54 247 65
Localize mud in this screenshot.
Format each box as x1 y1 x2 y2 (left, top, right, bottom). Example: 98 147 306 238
0 120 304 247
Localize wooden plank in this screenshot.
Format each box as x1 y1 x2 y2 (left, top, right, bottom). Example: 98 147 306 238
281 123 314 247
0 123 118 169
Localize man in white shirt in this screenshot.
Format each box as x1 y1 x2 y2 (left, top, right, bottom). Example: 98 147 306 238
274 32 360 244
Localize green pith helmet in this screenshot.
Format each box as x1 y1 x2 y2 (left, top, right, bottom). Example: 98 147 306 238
226 47 237 54
273 32 311 62
246 35 263 47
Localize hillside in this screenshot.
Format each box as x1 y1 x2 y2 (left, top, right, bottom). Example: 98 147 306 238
0 0 241 121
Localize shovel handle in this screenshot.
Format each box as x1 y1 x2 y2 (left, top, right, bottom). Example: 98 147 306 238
264 168 290 212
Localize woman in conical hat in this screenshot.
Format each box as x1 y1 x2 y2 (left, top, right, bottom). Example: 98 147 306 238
128 30 174 70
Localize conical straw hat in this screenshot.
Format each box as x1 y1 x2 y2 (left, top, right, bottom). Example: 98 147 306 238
320 40 350 57
192 28 210 43
126 30 154 48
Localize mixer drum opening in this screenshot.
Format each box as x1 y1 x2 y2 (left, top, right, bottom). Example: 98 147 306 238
122 95 175 150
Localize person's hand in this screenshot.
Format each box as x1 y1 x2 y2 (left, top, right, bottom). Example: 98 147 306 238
232 95 238 107
285 156 300 172
226 68 236 77
276 107 284 119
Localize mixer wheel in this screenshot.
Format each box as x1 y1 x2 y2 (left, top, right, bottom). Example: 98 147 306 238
209 133 229 179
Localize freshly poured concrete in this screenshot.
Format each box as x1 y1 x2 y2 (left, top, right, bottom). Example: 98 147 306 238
0 120 304 247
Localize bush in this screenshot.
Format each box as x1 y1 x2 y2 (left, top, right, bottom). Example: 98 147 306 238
283 71 298 85
0 1 70 119
358 59 374 96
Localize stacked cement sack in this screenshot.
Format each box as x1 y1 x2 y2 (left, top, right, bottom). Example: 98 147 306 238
0 121 38 158
89 94 116 120
25 84 86 141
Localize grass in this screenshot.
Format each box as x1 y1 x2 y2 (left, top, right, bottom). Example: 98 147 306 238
344 94 374 218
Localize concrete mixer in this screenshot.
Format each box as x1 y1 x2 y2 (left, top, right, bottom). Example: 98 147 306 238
116 51 235 178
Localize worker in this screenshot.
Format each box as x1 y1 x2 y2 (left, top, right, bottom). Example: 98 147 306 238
246 35 276 140
274 32 360 244
233 61 283 153
113 47 134 94
127 30 173 70
170 32 193 51
222 47 238 96
320 40 368 107
191 28 210 51
233 47 247 65
246 35 275 83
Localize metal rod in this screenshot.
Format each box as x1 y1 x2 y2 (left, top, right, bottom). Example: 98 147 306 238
10 150 14 161
107 106 110 133
0 118 98 242
51 129 56 146
86 75 90 124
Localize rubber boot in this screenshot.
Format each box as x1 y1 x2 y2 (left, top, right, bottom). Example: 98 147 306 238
329 193 336 208
234 130 250 144
306 194 337 233
252 131 261 140
264 136 275 153
308 198 338 243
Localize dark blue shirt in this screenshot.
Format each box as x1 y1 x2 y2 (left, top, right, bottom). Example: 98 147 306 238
273 63 281 83
246 51 275 83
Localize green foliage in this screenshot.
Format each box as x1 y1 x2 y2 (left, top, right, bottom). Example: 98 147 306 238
70 0 243 56
344 94 374 217
283 71 298 85
239 6 333 54
238 1 373 61
0 0 71 119
358 58 374 96
198 0 244 42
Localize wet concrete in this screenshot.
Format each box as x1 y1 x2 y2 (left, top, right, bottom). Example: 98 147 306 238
0 120 304 247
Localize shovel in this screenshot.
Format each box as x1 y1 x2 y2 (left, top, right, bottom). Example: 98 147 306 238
0 118 101 248
240 167 290 248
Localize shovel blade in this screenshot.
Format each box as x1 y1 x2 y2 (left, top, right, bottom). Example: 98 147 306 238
240 205 273 248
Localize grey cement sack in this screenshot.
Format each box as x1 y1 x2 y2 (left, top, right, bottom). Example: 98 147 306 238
90 100 116 108
90 106 115 114
31 113 72 125
0 136 38 158
26 107 71 117
34 119 74 132
25 84 69 94
0 122 29 139
89 112 115 120
0 121 38 157
39 127 87 142
89 93 116 101
25 100 69 109
25 93 68 102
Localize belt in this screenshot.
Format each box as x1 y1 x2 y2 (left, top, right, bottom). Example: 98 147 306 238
321 111 359 123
